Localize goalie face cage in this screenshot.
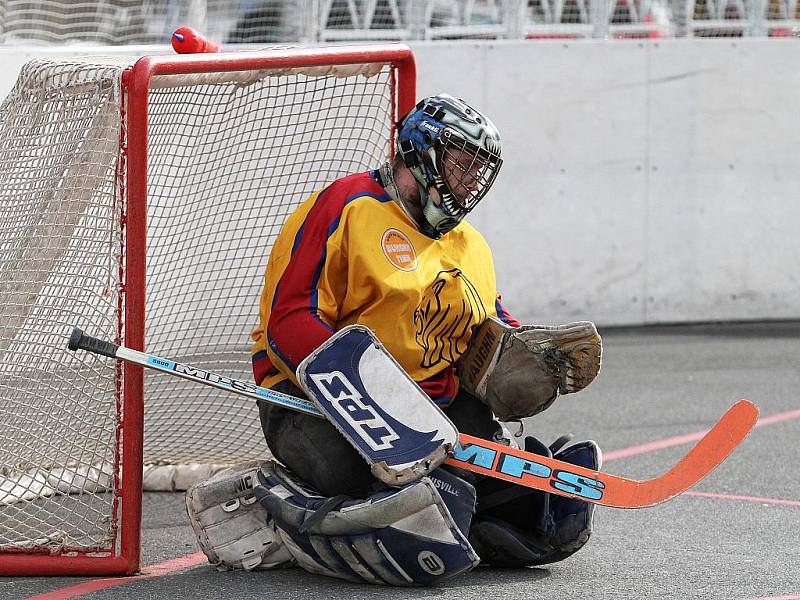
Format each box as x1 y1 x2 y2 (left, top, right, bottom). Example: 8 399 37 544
0 45 416 576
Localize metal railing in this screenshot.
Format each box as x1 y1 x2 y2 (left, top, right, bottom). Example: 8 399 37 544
0 0 797 45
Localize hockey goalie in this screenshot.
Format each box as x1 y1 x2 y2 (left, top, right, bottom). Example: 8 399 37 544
185 94 603 584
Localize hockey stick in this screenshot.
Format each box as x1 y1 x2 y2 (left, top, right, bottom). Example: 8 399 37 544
67 327 758 508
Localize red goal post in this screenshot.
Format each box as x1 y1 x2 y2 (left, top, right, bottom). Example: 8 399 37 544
0 45 415 576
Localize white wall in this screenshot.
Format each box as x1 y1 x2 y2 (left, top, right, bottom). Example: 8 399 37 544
412 40 800 325
2 40 798 326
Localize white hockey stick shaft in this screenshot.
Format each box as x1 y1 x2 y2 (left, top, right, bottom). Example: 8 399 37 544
68 328 320 416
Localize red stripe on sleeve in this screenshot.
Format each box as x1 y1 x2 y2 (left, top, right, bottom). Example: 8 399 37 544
495 294 520 327
252 351 277 386
268 173 386 371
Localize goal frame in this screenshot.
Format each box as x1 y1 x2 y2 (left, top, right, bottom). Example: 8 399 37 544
0 44 416 577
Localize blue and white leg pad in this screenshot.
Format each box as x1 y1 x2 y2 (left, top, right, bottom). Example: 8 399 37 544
255 460 479 586
297 325 460 486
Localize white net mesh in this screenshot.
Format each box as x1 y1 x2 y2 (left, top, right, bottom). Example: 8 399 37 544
0 53 395 554
142 63 394 468
0 58 125 553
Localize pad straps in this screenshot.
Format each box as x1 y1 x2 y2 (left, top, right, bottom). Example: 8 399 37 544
297 495 349 534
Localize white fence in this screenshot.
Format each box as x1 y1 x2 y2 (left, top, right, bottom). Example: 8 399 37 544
0 0 798 46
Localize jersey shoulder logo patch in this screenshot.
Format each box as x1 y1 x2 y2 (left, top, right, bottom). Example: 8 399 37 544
381 228 417 271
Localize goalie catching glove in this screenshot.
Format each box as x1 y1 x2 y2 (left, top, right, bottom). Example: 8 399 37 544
458 318 602 421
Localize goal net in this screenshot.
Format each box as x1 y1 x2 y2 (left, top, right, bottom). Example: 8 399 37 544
0 46 414 575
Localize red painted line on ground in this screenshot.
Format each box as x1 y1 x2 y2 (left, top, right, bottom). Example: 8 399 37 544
27 552 207 600
602 406 800 514
604 407 800 462
753 408 800 427
138 552 207 576
603 430 705 461
684 491 800 508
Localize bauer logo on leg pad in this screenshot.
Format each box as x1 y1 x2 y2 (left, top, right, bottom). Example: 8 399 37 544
298 326 459 485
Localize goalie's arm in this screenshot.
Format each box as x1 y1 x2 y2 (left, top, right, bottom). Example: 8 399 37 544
254 187 351 385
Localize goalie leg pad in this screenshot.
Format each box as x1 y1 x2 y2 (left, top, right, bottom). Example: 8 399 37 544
254 461 479 586
469 437 602 567
185 461 295 571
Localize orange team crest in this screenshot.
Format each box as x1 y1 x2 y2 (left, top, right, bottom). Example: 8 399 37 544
381 229 417 271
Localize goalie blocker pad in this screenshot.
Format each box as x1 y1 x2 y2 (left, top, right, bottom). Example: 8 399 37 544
297 325 459 486
255 460 479 586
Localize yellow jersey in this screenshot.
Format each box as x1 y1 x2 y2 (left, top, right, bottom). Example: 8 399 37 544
251 171 517 405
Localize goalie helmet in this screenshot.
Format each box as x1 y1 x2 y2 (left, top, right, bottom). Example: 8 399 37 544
397 94 502 235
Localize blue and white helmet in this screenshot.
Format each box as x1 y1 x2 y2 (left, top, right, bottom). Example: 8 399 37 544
397 94 503 234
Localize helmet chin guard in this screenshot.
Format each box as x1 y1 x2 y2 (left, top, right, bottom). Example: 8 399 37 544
397 94 502 235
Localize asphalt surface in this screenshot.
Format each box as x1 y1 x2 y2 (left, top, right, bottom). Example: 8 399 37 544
5 321 800 599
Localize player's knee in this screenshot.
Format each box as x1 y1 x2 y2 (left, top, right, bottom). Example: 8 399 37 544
469 436 601 567
262 403 376 497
